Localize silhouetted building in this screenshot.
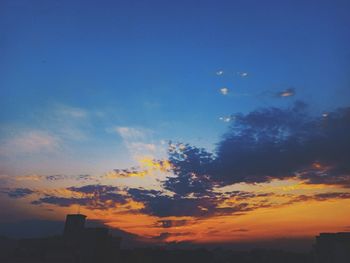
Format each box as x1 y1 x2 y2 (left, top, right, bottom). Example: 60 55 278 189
12 214 121 263
314 232 350 263
64 214 86 237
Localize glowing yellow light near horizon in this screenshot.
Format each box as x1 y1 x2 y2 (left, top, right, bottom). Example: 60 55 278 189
139 157 172 172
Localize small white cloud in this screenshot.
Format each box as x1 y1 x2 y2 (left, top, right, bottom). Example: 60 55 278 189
238 72 248 77
219 115 235 123
277 88 295 98
216 70 224 76
322 113 329 118
220 87 229 95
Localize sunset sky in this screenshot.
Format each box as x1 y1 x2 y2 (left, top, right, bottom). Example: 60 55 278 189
1 0 350 249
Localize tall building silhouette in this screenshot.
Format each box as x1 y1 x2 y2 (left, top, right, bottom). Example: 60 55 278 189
63 214 86 236
12 213 121 263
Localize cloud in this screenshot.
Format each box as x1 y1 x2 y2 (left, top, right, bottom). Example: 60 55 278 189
113 126 160 159
0 104 92 158
106 169 149 178
26 103 350 220
237 72 248 77
54 104 88 119
155 219 190 228
68 184 120 194
125 188 265 217
15 174 43 181
128 142 157 154
168 102 350 188
46 104 91 141
216 70 224 76
219 87 229 95
313 192 350 200
285 192 350 205
219 115 235 122
0 130 59 156
105 158 171 178
45 174 93 181
276 88 295 97
1 188 35 198
29 182 275 218
10 174 95 182
115 127 148 140
165 143 215 197
33 184 128 209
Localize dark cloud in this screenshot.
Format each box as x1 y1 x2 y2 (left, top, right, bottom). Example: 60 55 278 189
313 192 350 200
284 192 350 205
32 196 90 207
127 188 217 217
45 174 93 181
68 184 119 194
1 188 34 198
156 219 190 228
33 185 127 209
126 188 269 217
45 174 69 181
165 143 216 197
167 103 350 187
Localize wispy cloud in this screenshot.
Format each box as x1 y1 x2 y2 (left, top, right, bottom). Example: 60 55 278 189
0 104 93 158
113 126 163 159
115 127 148 140
0 130 59 156
276 88 295 98
53 104 88 119
1 187 35 198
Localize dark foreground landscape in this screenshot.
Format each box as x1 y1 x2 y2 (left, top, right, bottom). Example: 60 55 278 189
0 214 349 263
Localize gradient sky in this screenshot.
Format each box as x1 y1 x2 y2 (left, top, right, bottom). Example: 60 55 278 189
1 0 350 248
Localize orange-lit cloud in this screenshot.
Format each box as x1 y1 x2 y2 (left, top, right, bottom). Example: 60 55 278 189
105 158 171 179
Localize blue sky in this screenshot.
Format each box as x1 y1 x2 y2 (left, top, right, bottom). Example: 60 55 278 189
1 0 350 175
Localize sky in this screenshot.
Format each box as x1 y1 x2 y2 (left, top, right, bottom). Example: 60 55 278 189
1 0 350 249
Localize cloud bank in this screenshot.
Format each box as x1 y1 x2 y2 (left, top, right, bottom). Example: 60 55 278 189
6 103 350 220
